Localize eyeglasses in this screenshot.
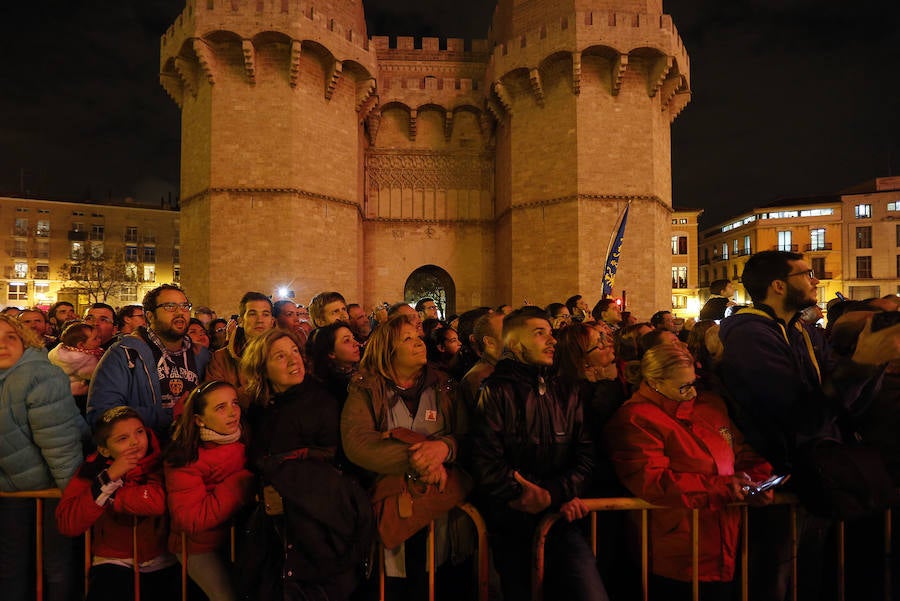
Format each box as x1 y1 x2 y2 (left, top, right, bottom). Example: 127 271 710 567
786 269 816 280
214 327 227 334
156 302 192 313
678 379 701 394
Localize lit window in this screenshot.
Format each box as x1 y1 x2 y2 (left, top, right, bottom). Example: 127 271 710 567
143 265 156 282
13 262 27 278
810 228 826 251
778 231 792 252
855 204 872 219
8 283 27 301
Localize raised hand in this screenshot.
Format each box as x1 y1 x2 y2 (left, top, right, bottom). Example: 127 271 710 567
508 471 551 514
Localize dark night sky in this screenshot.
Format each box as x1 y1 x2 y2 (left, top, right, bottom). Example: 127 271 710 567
1 1 898 228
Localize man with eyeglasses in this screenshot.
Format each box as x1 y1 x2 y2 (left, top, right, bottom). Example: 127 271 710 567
718 250 900 601
87 284 209 436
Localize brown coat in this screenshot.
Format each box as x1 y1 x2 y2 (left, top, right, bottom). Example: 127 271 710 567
340 365 464 477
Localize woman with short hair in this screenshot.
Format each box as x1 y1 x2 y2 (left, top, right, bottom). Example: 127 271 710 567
605 344 773 601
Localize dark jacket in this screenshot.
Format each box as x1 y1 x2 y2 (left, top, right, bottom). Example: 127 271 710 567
470 356 594 530
718 306 881 472
250 380 373 587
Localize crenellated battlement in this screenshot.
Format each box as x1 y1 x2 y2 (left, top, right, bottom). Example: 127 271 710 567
161 0 372 65
490 10 689 82
372 36 491 60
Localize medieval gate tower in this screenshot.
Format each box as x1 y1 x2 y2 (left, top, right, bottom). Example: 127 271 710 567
160 0 691 317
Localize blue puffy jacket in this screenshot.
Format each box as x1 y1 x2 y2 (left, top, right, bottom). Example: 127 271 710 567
0 347 88 492
86 331 209 435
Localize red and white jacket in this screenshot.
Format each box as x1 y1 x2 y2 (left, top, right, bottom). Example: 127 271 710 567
604 383 772 582
164 440 254 554
56 431 168 563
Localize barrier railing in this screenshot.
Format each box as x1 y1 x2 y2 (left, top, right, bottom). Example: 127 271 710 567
2 490 489 601
532 494 895 601
375 502 488 601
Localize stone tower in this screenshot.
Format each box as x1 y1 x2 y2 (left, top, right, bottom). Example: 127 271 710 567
487 0 691 315
160 0 377 311
160 0 690 318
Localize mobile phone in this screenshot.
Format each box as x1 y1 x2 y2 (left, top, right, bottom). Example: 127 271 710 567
743 474 790 495
230 314 239 321
835 292 848 302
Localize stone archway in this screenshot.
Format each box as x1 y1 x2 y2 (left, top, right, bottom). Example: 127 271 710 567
404 265 456 320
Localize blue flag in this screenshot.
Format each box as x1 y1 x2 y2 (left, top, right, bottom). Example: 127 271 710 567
602 202 630 297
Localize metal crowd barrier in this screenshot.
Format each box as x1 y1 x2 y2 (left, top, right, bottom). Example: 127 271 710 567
531 494 895 601
376 502 489 601
1 490 489 601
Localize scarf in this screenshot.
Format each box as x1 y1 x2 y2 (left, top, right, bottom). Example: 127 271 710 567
199 425 242 445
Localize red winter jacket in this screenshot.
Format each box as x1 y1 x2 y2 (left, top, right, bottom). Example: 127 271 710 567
604 383 772 582
164 440 254 554
56 431 168 563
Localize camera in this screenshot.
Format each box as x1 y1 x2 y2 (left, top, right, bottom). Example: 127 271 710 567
871 311 900 332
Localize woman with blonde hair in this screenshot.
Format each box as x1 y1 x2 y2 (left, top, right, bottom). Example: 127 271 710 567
605 344 773 601
241 328 372 601
341 313 469 599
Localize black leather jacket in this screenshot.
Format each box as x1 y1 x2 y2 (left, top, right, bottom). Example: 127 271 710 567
470 356 594 528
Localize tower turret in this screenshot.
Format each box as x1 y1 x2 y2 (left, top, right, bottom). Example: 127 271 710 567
160 0 377 310
487 0 690 317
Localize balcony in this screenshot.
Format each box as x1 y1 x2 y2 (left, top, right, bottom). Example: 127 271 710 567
772 244 799 252
736 248 752 256
804 243 833 252
699 258 711 266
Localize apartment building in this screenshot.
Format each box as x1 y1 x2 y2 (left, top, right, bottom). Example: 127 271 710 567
840 176 900 299
1 196 179 313
670 208 703 319
698 196 844 310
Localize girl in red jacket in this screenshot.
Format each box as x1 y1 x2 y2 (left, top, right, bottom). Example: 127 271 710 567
56 406 179 601
164 381 254 601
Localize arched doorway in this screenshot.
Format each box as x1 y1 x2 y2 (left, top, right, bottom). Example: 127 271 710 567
404 265 456 320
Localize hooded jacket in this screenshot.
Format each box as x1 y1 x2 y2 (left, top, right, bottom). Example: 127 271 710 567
0 346 88 492
717 306 880 471
470 356 594 529
605 383 771 582
56 430 168 563
87 328 209 435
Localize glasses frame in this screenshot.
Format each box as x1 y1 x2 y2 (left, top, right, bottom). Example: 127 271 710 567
678 379 701 394
785 269 816 280
155 302 193 313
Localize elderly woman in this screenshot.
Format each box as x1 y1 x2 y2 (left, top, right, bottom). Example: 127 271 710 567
341 314 468 599
242 329 372 601
604 344 773 601
0 314 88 601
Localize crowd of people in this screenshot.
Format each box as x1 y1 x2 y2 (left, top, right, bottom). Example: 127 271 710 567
2 249 900 601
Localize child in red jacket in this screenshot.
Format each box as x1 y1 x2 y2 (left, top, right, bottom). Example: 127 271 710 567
164 380 254 601
56 406 179 601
